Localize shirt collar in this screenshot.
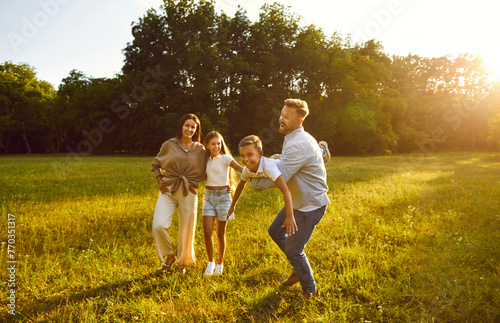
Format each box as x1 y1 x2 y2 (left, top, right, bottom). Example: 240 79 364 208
174 137 202 151
257 157 265 173
284 126 304 143
247 157 265 175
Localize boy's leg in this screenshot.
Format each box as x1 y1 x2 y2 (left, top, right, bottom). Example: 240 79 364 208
319 141 331 164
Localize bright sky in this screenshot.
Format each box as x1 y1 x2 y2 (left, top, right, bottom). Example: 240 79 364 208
1 0 499 88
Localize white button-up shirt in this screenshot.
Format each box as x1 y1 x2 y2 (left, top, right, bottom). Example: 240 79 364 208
278 126 330 211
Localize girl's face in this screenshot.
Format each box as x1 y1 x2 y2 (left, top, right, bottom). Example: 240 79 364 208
207 137 222 157
182 119 197 140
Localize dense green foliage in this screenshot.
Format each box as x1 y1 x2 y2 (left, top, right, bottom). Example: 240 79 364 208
1 153 499 321
1 0 500 155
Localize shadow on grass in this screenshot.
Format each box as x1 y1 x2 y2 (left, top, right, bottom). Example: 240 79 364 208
240 288 283 322
20 269 166 320
237 286 296 322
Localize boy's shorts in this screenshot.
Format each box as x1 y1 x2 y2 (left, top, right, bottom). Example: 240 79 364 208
202 188 234 221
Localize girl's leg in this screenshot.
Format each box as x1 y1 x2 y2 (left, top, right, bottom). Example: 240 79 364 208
216 219 228 264
203 216 216 262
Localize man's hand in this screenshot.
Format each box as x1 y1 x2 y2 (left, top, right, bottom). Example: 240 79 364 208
281 212 298 236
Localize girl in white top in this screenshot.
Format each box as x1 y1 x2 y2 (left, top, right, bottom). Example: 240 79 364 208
202 131 243 276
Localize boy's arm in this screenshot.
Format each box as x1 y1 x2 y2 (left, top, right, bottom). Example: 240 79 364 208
227 180 246 220
274 174 298 235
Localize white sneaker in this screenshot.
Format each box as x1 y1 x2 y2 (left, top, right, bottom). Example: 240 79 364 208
203 261 215 276
215 264 224 275
319 141 331 164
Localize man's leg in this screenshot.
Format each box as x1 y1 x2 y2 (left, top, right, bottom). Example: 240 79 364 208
268 206 287 253
269 206 326 293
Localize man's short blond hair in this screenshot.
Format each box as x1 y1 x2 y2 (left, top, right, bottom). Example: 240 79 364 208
284 98 309 119
238 135 263 152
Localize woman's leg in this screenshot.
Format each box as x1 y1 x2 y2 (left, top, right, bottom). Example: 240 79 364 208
152 192 178 264
176 190 198 266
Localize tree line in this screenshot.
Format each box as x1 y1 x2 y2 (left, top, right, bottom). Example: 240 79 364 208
1 0 500 155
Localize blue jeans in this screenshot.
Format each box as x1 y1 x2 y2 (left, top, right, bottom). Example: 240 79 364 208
268 205 326 293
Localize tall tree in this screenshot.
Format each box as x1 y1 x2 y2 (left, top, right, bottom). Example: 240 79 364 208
122 0 223 152
0 61 55 153
227 3 300 152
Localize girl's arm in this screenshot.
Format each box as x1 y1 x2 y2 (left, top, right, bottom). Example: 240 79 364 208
230 159 244 173
274 175 298 235
227 180 246 220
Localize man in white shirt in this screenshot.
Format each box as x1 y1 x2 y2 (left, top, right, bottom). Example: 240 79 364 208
253 99 330 302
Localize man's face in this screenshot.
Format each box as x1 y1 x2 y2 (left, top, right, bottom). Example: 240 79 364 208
279 106 302 135
239 144 263 172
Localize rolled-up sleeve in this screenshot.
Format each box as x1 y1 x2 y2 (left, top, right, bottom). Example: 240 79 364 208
151 142 169 178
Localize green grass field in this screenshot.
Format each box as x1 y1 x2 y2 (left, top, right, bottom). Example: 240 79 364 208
1 152 500 322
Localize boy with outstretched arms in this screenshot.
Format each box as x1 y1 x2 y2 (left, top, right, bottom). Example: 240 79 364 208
227 135 297 236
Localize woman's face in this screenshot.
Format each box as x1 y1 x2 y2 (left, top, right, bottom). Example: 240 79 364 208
182 119 197 140
207 137 222 157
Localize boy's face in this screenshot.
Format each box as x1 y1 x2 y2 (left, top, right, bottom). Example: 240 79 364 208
239 144 263 172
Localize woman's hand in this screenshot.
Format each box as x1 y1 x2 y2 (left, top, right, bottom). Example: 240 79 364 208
160 183 170 194
157 176 170 194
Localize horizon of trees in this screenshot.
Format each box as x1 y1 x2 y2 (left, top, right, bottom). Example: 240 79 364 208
1 0 500 156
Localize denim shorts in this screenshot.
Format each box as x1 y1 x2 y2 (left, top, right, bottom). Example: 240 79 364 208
202 188 234 221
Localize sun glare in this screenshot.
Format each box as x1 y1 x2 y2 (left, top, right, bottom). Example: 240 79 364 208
483 53 500 82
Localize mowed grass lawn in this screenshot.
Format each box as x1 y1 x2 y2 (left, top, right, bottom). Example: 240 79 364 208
1 152 500 322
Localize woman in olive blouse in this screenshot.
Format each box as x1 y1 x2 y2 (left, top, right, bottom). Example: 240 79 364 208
151 114 207 273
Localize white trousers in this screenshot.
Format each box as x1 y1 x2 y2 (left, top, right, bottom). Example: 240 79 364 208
152 189 198 266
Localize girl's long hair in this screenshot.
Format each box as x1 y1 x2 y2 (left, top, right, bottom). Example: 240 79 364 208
204 131 238 191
